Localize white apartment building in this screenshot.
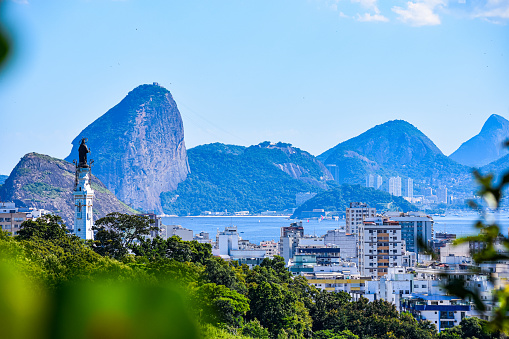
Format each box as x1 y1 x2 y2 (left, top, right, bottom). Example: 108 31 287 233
437 186 448 204
359 217 403 278
376 175 383 189
366 174 375 188
165 225 193 241
389 176 402 196
345 202 376 235
401 294 471 332
260 240 279 257
323 229 358 262
405 178 414 199
364 267 443 311
384 212 434 260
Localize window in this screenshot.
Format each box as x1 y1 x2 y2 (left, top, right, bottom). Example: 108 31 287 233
5 218 11 222
0 218 4 222
422 285 426 288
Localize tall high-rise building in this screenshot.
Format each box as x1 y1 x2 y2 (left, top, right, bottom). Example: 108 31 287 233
405 178 413 198
280 222 305 264
388 176 402 197
437 186 448 204
376 175 383 189
424 187 433 197
366 174 375 188
384 212 434 260
346 202 376 235
359 217 402 278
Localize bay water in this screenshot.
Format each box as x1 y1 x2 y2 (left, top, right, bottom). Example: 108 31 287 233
162 212 509 245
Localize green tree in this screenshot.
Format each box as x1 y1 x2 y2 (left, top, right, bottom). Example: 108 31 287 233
241 319 270 339
310 290 351 332
17 214 69 241
131 236 212 264
202 257 245 293
195 283 250 327
92 212 157 260
247 280 311 338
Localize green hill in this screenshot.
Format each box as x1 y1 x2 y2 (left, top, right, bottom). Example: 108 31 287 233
0 153 136 226
161 142 333 215
291 184 417 219
319 120 472 195
0 175 7 186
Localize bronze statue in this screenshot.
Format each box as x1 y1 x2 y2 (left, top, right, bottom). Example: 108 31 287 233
78 138 91 167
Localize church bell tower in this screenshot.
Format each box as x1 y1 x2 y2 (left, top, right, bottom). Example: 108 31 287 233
73 138 95 240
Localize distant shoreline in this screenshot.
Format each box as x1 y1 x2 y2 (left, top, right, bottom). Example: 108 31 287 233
161 215 293 218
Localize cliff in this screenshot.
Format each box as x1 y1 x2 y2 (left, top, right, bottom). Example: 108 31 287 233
0 153 136 226
65 83 189 213
450 114 509 167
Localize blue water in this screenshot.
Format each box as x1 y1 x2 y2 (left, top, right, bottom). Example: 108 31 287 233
161 216 344 244
162 212 509 245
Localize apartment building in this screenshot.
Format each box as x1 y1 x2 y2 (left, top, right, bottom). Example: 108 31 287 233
384 212 434 260
359 217 403 278
345 202 376 235
389 176 402 196
0 202 27 236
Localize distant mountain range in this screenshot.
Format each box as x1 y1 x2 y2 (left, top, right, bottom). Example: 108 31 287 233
318 120 472 194
449 114 509 168
65 83 189 213
291 184 416 219
0 153 135 226
5 82 509 217
161 142 333 215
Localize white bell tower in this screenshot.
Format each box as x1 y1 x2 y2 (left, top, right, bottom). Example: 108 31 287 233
73 138 94 240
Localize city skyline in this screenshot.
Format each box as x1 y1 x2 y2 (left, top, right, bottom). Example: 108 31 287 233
0 0 508 174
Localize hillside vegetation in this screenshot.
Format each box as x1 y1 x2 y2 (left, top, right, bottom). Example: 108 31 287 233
161 142 332 215
292 184 416 219
0 153 136 226
319 120 472 195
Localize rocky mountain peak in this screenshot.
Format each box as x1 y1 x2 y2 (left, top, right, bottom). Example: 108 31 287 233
480 114 509 134
65 83 190 213
450 114 509 168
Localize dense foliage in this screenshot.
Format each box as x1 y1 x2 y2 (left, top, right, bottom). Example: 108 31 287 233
291 184 416 218
0 213 453 339
1 212 502 338
161 142 331 215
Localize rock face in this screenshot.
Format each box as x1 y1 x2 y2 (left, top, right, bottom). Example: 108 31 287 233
65 83 190 213
449 114 509 168
318 120 470 192
0 153 136 226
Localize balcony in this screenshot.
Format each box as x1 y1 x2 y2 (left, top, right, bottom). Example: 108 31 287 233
412 305 470 311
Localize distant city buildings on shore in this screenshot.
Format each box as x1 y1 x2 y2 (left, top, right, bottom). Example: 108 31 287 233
0 202 52 236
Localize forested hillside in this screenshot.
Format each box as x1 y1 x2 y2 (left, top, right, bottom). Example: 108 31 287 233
292 184 416 219
161 142 333 215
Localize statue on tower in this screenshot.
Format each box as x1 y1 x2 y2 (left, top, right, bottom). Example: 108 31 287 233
78 138 91 168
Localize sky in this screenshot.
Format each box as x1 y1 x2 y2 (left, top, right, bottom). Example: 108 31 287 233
0 0 508 175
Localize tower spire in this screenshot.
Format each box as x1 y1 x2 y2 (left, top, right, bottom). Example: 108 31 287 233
73 138 95 240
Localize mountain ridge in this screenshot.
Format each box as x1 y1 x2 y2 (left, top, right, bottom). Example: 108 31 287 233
161 142 333 215
318 120 471 194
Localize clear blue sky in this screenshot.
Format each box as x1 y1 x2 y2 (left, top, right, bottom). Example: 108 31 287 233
0 0 508 175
